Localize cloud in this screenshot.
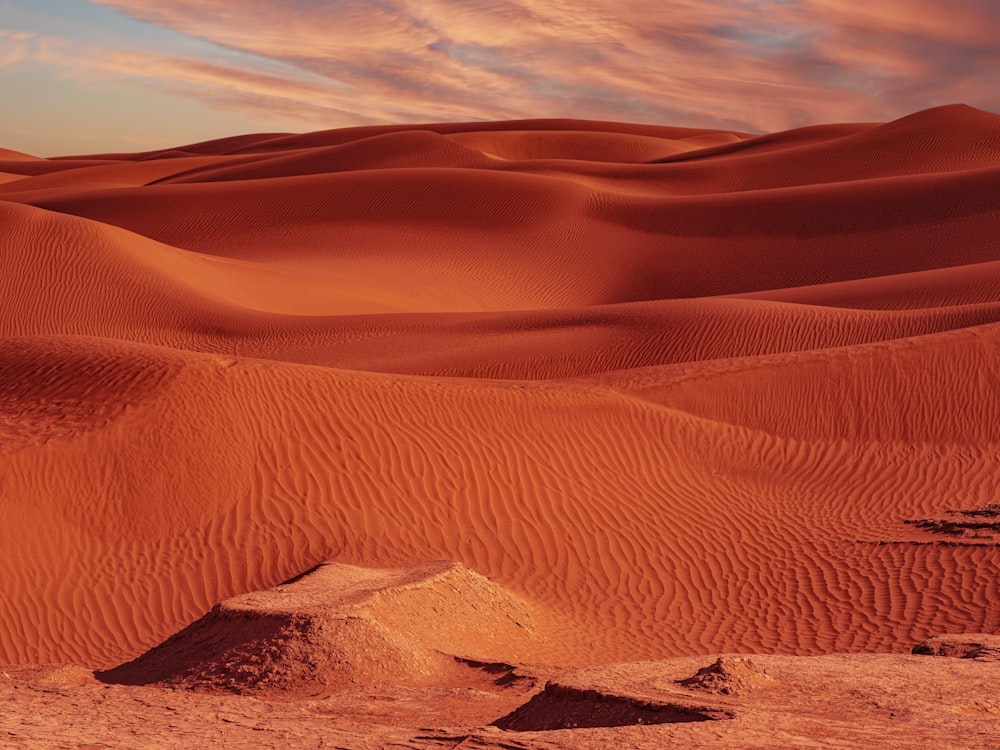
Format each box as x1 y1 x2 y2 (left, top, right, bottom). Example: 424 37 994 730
0 29 35 68
28 0 1000 132
30 36 519 128
784 1 1000 100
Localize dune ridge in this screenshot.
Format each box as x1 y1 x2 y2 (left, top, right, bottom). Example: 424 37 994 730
2 105 1000 677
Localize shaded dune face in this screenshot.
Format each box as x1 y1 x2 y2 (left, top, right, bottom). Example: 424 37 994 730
2 105 1000 670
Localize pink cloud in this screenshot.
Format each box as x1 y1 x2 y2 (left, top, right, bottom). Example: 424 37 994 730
29 1 1000 132
0 29 35 68
30 39 523 127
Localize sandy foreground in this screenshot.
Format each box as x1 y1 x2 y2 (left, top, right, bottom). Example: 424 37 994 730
1 105 999 747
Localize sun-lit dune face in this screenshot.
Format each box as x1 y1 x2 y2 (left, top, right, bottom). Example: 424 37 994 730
2 106 1000 673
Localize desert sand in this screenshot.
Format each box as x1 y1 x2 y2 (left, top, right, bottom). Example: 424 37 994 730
1 104 999 747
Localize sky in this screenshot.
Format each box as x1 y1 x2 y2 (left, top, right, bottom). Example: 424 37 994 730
1 0 999 156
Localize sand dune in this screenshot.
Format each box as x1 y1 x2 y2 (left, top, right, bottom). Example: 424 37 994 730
100 561 543 697
7 111 999 313
2 105 1000 694
0 154 238 195
0 147 40 162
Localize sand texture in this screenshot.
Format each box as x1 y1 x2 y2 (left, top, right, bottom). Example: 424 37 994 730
2 105 1000 746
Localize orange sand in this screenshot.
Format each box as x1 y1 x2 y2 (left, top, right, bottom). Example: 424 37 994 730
2 105 1000 679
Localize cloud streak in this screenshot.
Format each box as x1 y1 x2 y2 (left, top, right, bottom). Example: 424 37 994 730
15 0 1000 138
0 29 36 68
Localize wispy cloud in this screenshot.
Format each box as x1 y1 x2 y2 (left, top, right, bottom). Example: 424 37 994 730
0 29 36 68
779 1 1000 110
14 0 1000 136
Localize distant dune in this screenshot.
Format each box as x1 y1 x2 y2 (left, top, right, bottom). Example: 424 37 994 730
2 105 1000 687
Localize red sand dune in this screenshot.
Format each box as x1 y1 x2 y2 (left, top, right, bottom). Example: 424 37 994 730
2 104 1000 714
98 561 543 693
